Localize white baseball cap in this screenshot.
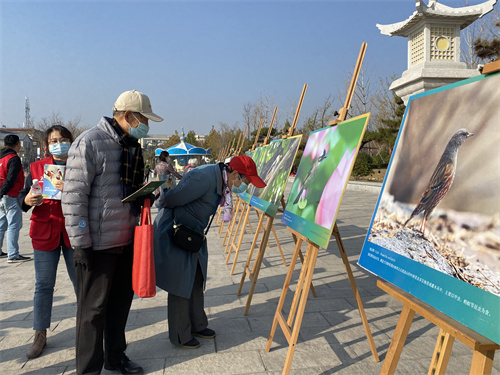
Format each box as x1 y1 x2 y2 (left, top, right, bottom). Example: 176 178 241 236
113 90 164 122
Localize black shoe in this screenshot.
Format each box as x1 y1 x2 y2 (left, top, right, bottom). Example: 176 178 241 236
0 252 7 258
179 337 200 349
7 255 31 263
192 328 216 339
104 356 143 374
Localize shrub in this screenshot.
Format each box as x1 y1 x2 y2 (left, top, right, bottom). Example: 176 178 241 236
352 152 373 177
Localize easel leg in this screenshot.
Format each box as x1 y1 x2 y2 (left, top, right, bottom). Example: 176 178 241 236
470 349 495 375
380 305 415 375
298 250 317 298
283 244 319 375
265 237 303 352
237 212 266 296
227 205 251 271
224 199 243 251
428 329 454 375
333 223 379 362
243 216 274 315
271 224 287 266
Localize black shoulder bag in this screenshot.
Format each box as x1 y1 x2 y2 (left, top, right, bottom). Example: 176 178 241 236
172 214 216 253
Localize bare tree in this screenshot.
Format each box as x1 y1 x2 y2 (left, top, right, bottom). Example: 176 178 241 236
242 93 279 141
35 112 88 139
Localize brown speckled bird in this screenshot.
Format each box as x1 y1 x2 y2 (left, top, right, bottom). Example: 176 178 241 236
404 128 474 234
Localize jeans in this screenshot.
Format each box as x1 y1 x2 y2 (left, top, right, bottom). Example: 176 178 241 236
0 195 23 258
33 237 77 330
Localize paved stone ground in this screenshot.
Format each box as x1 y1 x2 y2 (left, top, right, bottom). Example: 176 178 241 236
1 180 499 374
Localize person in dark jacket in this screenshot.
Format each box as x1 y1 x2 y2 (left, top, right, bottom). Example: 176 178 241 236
154 155 266 349
62 90 163 375
19 125 76 359
0 134 30 262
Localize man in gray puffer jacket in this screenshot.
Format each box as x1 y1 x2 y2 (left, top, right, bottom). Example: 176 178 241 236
62 90 163 375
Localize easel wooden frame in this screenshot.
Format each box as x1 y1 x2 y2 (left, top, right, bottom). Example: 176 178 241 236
251 118 265 151
222 104 279 268
378 280 499 375
237 204 316 315
264 43 379 375
234 85 309 311
227 204 287 276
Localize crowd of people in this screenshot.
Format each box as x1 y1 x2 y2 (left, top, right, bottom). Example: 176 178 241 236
0 90 266 375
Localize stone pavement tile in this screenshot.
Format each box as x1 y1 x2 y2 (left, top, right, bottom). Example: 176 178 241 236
164 352 265 374
22 347 75 372
15 364 72 375
223 279 268 297
0 302 32 324
295 331 360 365
260 341 344 372
209 316 251 335
319 358 427 375
125 322 169 343
215 331 270 353
127 306 167 327
247 314 280 334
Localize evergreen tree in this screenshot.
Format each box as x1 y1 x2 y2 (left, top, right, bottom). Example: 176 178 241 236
185 130 199 146
474 21 500 62
376 94 405 150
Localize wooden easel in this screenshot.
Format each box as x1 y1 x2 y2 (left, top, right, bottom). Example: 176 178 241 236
221 196 244 241
227 204 287 276
251 118 265 151
378 280 499 375
265 223 379 374
264 43 379 375
223 106 287 274
261 107 278 147
237 85 314 314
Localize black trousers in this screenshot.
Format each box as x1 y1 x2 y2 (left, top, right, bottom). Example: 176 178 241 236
168 263 208 345
75 244 134 375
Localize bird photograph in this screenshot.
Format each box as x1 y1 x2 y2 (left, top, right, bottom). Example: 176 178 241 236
253 136 301 208
284 115 368 240
403 128 474 236
367 74 500 296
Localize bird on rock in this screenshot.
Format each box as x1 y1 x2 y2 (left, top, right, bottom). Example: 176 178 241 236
293 149 327 205
403 128 474 235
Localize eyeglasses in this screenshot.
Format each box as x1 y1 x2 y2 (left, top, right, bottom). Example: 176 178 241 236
48 138 70 145
238 174 246 181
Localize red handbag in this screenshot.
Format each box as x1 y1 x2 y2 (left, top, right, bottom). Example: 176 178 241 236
132 199 156 298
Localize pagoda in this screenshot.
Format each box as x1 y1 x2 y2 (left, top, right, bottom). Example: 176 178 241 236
378 0 497 104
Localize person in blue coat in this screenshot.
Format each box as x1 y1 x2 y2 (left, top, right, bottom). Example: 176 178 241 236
154 155 266 349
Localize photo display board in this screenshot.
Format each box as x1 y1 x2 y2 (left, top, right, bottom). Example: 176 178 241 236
248 135 302 217
358 73 500 344
282 114 369 248
239 145 269 203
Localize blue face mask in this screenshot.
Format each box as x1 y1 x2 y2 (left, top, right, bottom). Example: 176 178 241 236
49 142 71 157
129 114 149 139
231 181 248 195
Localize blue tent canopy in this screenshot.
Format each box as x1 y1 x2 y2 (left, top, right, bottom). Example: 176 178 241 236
154 134 211 172
154 140 211 156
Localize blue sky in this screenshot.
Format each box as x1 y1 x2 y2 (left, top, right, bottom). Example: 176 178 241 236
0 1 491 135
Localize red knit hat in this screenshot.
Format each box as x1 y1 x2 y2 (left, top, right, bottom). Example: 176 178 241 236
229 155 267 188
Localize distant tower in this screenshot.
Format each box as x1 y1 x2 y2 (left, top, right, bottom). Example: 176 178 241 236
377 0 497 104
24 96 30 128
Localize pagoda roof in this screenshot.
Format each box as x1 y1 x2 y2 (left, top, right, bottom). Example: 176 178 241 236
377 0 497 36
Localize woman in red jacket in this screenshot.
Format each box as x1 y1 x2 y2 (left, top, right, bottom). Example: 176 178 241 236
19 125 76 359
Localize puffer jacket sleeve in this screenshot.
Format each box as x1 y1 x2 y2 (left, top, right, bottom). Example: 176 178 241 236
61 132 97 249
